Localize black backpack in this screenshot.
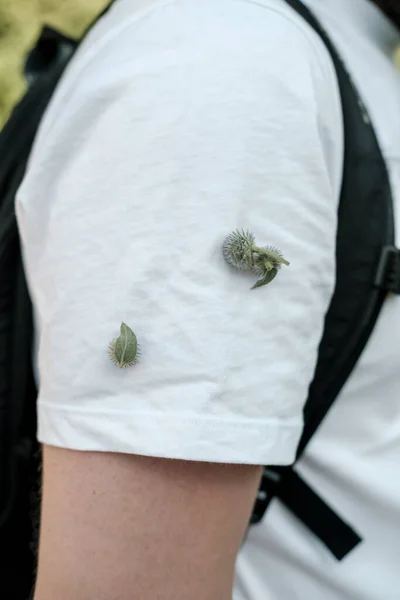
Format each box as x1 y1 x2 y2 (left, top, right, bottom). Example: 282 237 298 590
1 1 399 597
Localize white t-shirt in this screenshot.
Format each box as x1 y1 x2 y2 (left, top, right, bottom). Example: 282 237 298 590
15 0 400 598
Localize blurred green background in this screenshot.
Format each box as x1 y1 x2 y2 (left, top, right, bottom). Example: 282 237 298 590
0 0 108 127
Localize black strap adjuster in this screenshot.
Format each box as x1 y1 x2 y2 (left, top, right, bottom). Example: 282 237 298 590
374 246 400 294
251 467 362 560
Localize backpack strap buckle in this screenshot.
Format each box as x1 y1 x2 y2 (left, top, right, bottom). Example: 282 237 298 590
374 246 400 294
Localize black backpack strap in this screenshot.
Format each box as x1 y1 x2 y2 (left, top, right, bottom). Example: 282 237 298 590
250 0 397 559
0 43 76 597
0 4 117 598
24 26 77 87
286 0 395 454
0 0 118 524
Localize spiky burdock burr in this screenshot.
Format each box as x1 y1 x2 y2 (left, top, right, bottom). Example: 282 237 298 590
222 230 289 289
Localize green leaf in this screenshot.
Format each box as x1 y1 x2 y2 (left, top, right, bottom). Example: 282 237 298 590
251 268 278 290
113 322 138 367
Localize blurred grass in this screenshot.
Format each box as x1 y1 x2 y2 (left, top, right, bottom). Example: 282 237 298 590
0 0 108 127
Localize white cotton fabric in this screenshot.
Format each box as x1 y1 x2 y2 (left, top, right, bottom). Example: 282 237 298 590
17 0 342 463
15 0 400 598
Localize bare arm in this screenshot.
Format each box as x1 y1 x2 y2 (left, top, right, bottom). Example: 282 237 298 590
34 446 262 600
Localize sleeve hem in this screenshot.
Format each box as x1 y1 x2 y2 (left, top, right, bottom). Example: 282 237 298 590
37 403 303 465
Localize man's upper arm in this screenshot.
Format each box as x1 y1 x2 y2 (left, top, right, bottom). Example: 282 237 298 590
17 2 342 598
35 448 262 600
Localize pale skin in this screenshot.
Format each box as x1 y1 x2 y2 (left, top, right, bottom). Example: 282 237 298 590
34 447 262 600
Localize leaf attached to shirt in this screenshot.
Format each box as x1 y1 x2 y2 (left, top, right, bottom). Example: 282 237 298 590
109 322 139 368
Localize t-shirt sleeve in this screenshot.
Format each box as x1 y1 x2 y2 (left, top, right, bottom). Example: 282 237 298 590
16 4 343 465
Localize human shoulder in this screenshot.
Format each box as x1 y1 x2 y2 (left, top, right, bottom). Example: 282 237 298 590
49 0 338 105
